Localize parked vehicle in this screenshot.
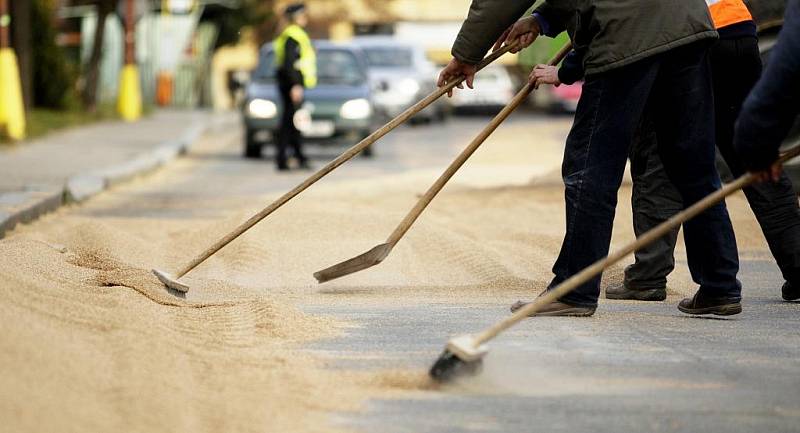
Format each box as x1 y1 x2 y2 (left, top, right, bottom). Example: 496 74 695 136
450 64 515 113
546 81 582 113
528 73 582 114
242 41 377 158
352 36 449 123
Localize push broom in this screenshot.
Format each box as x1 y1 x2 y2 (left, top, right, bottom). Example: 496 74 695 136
314 42 574 284
152 43 520 293
428 145 800 382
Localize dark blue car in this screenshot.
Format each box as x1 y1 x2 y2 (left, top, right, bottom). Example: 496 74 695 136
242 40 378 158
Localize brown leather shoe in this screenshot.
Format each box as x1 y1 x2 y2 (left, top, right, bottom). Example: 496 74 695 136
510 299 596 317
677 292 741 316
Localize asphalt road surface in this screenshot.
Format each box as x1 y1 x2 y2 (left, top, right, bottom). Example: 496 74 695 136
4 112 799 432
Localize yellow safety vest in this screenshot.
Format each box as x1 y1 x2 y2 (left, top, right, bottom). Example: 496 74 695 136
273 24 317 88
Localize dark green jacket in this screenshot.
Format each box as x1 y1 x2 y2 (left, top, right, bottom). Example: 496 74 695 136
452 0 719 75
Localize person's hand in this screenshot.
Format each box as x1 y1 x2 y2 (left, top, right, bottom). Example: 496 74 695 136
752 163 783 183
492 16 541 53
530 64 561 89
290 85 304 105
437 58 477 97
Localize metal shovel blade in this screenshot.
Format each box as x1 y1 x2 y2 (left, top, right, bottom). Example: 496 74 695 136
152 269 190 293
314 243 393 283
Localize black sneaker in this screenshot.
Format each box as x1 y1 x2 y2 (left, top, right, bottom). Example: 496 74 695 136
783 281 800 301
606 283 666 301
678 292 741 316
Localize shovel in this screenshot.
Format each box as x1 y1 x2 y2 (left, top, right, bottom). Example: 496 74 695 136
313 42 574 284
428 145 800 382
152 43 520 293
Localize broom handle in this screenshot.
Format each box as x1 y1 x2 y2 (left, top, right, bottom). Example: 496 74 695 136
385 42 574 246
173 43 521 278
475 146 800 345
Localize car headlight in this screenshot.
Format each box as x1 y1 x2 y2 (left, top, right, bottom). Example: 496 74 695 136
397 78 421 95
248 99 277 119
340 98 372 120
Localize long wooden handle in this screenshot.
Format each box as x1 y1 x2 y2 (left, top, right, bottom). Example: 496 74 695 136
385 42 574 246
475 146 800 345
175 43 520 277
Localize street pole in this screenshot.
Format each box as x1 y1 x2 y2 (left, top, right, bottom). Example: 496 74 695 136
0 0 26 140
0 0 9 49
10 0 32 110
125 0 134 65
117 0 142 121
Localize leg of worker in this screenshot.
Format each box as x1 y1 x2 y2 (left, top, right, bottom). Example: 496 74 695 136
618 114 683 297
547 59 659 308
289 100 308 166
277 89 294 170
711 36 800 289
652 42 742 306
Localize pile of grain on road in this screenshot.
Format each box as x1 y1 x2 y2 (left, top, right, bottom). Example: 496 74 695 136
0 225 365 433
260 179 695 305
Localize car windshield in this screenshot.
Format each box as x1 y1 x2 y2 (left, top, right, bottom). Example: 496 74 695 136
363 47 413 68
252 48 365 85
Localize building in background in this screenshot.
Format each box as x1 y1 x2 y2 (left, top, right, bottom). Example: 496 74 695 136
273 0 503 66
31 0 788 114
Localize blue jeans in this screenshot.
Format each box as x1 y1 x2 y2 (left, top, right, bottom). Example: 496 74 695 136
549 41 742 308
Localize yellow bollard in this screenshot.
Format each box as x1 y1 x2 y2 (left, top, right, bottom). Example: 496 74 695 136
0 47 26 140
117 64 142 121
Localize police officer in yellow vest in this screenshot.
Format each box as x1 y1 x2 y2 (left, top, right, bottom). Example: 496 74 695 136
274 3 317 171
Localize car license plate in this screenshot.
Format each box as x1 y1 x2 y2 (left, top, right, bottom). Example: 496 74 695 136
303 120 335 138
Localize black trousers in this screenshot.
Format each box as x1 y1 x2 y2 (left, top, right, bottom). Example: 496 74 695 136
277 84 306 168
624 35 800 290
550 40 741 308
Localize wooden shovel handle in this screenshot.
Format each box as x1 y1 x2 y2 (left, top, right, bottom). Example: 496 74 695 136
475 145 800 345
174 43 521 278
385 42 574 246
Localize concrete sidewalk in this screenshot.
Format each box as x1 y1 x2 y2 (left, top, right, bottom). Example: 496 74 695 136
0 109 236 237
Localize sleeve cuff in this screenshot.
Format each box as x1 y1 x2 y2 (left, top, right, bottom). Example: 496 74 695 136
557 68 569 85
532 12 551 37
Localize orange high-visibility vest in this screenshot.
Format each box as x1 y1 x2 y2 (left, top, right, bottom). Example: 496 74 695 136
706 0 753 29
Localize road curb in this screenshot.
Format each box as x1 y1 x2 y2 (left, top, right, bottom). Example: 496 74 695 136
1 113 235 238
0 188 65 238
64 174 106 203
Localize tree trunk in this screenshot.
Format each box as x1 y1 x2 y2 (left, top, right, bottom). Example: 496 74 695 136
82 1 112 111
10 0 32 110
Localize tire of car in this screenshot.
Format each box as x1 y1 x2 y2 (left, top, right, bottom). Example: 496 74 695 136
244 129 262 159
